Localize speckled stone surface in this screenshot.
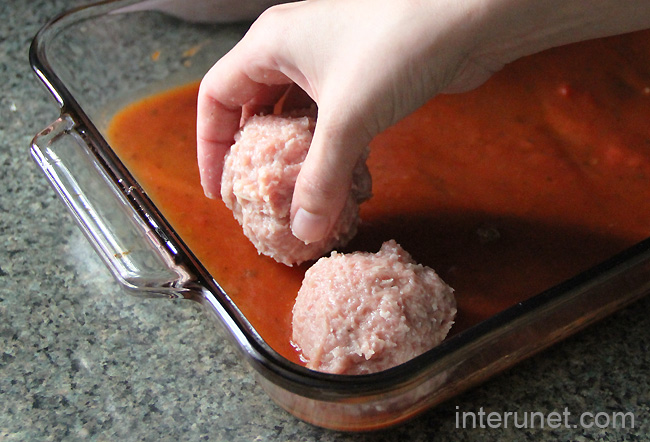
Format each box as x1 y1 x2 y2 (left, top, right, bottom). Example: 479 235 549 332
1 1 650 441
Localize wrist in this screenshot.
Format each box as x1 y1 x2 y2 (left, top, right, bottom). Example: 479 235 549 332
473 0 650 67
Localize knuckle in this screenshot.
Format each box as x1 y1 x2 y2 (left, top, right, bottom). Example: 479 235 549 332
253 3 293 34
296 170 348 209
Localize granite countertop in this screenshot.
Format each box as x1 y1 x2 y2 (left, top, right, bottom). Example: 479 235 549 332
2 1 649 441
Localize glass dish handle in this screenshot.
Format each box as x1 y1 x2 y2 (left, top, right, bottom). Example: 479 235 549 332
31 114 195 298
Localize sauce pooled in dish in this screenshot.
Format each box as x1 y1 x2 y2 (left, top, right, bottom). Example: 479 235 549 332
106 30 650 365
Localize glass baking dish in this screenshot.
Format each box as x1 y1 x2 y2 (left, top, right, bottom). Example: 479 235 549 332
29 0 650 431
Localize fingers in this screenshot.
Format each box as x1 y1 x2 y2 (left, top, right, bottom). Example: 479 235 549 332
196 42 290 199
197 0 374 244
196 88 240 198
290 113 372 244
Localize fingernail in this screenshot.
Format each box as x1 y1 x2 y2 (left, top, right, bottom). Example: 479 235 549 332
200 183 218 200
199 171 219 200
291 208 329 244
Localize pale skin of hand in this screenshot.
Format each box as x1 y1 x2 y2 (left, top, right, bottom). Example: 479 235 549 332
197 0 650 244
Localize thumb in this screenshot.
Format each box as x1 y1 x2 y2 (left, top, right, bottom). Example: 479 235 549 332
290 114 371 244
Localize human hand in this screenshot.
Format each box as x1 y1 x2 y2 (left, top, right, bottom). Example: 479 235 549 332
197 0 502 243
197 0 650 244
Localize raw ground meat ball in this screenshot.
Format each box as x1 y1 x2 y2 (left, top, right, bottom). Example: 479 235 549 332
220 111 372 266
292 240 456 375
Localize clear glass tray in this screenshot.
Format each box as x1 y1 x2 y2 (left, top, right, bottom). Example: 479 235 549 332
29 0 650 431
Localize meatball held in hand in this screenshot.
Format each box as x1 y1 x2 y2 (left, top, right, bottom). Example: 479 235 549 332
292 240 456 375
220 111 372 266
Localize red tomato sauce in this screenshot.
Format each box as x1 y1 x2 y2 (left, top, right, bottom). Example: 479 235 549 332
106 31 650 365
